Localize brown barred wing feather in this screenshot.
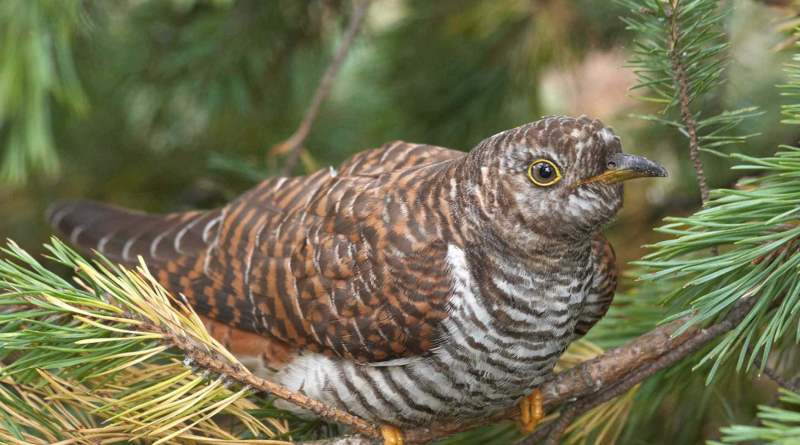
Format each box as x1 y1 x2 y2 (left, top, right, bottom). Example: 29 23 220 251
337 141 464 177
197 164 455 362
50 141 463 364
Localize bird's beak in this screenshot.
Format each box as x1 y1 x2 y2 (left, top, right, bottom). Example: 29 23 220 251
574 153 668 187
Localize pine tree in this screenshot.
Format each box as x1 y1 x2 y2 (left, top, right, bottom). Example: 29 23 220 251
2 1 800 444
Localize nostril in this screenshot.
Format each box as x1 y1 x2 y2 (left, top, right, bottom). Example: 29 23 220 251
607 162 616 169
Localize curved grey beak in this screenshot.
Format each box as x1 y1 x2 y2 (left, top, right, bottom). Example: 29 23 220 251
575 153 668 186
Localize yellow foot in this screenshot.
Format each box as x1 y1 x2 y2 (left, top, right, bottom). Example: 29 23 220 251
516 388 544 435
381 424 404 445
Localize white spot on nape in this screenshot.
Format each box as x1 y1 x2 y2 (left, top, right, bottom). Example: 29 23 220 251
600 128 615 143
329 166 338 177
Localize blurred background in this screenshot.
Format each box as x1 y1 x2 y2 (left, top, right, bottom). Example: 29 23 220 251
0 0 796 268
2 1 800 443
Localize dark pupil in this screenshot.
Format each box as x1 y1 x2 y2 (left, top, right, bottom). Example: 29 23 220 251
538 163 553 179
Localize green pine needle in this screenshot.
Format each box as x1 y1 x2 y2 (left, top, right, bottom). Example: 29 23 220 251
0 238 311 444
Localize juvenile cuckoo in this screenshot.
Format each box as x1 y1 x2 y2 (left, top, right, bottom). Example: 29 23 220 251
50 115 667 444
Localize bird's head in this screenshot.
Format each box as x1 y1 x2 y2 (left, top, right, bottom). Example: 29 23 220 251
465 115 667 243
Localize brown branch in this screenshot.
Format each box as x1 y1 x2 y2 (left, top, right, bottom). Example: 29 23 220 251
666 0 711 206
540 404 578 445
755 372 800 427
272 0 372 176
132 287 758 445
751 352 800 394
300 438 377 445
136 321 383 440
515 418 558 445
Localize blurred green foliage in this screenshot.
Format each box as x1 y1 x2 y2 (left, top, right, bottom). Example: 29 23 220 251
2 1 800 443
0 0 793 262
0 0 90 184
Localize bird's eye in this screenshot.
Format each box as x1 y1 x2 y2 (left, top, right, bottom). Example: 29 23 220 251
528 159 562 186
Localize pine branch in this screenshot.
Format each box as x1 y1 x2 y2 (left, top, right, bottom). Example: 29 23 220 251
0 240 767 445
716 389 800 443
667 0 711 204
633 38 800 378
538 404 577 445
619 0 762 203
750 349 800 394
272 0 372 176
0 239 373 443
301 437 376 445
754 373 800 428
136 320 381 439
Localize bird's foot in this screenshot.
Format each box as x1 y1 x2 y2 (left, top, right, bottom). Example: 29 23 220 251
381 424 404 445
516 388 544 435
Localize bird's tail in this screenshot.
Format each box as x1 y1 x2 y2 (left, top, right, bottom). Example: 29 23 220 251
47 200 223 266
47 200 294 370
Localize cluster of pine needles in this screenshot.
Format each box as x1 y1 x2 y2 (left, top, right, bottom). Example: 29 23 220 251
0 239 333 444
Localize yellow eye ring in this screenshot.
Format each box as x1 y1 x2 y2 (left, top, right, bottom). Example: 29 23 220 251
527 159 562 186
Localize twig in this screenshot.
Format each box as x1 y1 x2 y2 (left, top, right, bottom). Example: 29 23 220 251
272 0 372 176
13 283 760 445
666 0 711 206
755 372 800 427
136 321 383 440
541 404 578 445
299 437 377 445
514 418 558 445
751 351 800 394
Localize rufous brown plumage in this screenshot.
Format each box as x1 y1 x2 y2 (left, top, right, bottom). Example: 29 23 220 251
50 115 666 441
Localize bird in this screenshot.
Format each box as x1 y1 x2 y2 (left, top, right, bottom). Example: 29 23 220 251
49 115 667 444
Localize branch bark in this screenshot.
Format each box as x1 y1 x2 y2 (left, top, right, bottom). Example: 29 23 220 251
132 286 758 444
301 437 377 445
136 321 383 440
272 0 372 176
751 352 800 394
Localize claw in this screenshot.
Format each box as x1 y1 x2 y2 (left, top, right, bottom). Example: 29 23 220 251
516 388 544 435
381 424 404 445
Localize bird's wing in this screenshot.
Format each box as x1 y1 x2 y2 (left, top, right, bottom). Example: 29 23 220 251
573 232 618 338
51 141 463 363
336 140 465 177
